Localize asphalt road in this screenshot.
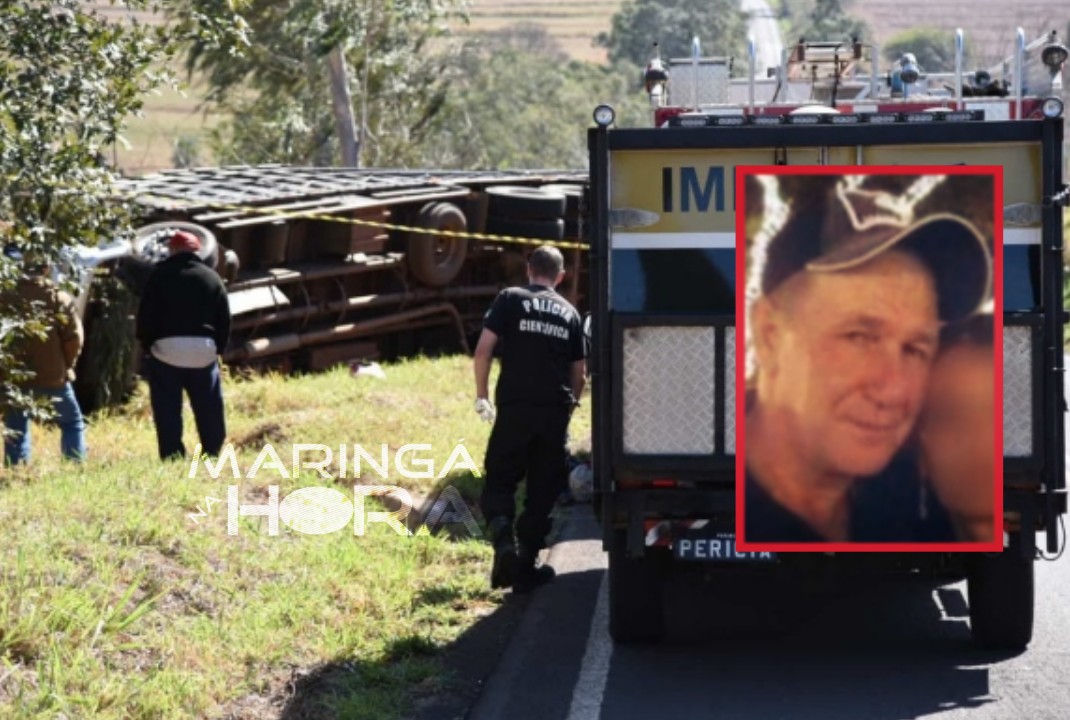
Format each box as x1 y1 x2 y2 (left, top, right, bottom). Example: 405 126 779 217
466 506 1070 720
457 366 1070 720
741 0 784 77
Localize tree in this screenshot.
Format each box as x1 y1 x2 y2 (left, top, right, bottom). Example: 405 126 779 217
180 0 467 168
420 28 649 169
1 1 244 418
883 28 959 72
597 0 747 70
792 0 869 45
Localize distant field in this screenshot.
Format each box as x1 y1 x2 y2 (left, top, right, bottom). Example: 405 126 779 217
851 0 1069 68
85 3 218 174
87 0 622 174
85 0 1067 174
460 0 621 61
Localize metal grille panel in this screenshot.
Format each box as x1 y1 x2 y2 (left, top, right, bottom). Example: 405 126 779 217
623 326 715 454
667 62 731 106
725 327 736 455
1003 325 1033 457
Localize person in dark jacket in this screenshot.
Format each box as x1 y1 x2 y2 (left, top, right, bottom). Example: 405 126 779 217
136 230 231 460
3 253 87 465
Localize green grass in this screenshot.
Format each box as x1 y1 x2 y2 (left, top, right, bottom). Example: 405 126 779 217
0 354 591 718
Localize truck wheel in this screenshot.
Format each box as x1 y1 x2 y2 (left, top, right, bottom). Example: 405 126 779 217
967 533 1034 651
407 202 468 287
487 186 567 219
608 529 666 644
485 216 565 242
539 184 584 216
134 221 219 271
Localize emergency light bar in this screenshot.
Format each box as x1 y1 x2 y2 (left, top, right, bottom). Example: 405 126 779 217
785 114 822 125
666 110 984 128
865 112 900 124
827 114 863 125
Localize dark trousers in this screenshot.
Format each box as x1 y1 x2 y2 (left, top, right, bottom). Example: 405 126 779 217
480 403 572 554
145 355 226 460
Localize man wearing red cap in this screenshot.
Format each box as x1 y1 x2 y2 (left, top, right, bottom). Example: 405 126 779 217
743 174 992 543
136 230 231 460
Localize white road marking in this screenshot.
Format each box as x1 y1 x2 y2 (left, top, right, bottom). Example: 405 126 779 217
566 573 613 720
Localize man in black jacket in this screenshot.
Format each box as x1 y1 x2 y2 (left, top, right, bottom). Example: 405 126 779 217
136 230 231 460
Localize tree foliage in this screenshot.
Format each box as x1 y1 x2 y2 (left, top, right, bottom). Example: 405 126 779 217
182 0 467 167
883 28 960 72
789 0 869 45
0 0 244 414
420 27 649 169
596 0 747 69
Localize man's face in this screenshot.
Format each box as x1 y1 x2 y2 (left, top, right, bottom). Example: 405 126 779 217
919 344 994 520
754 250 940 479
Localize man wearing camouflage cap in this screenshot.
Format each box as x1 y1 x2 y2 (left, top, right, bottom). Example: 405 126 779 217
744 175 992 543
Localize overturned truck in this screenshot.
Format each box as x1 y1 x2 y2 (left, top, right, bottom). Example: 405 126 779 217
72 167 589 411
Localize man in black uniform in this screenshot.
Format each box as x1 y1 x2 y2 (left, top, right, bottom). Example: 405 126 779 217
473 246 586 592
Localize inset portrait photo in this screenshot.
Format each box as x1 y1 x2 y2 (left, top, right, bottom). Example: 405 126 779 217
735 167 1003 552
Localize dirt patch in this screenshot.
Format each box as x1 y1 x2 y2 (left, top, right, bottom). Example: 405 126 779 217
214 667 294 720
234 422 289 450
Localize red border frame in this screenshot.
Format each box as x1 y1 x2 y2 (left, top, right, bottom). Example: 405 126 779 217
735 165 1005 553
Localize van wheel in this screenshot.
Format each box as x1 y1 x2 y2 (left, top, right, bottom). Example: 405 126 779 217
407 202 468 287
967 532 1034 651
608 529 666 644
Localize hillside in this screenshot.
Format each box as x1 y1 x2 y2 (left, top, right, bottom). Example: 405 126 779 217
81 0 1067 173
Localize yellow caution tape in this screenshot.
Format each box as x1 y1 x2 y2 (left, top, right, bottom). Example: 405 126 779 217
134 192 589 250
2 180 588 250
1 173 587 250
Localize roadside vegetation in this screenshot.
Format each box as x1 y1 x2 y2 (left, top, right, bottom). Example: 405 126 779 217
0 354 591 718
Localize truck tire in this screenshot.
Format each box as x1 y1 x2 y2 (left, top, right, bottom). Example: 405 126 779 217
134 221 219 271
487 186 567 219
967 533 1034 651
539 183 584 216
407 202 468 287
608 529 666 644
485 216 565 243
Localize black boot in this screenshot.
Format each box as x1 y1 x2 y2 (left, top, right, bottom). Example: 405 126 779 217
513 544 555 593
488 517 517 589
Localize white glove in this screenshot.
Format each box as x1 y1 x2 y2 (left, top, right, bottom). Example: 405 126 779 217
475 397 496 423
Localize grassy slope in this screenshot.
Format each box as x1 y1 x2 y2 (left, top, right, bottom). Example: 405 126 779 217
0 354 591 718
